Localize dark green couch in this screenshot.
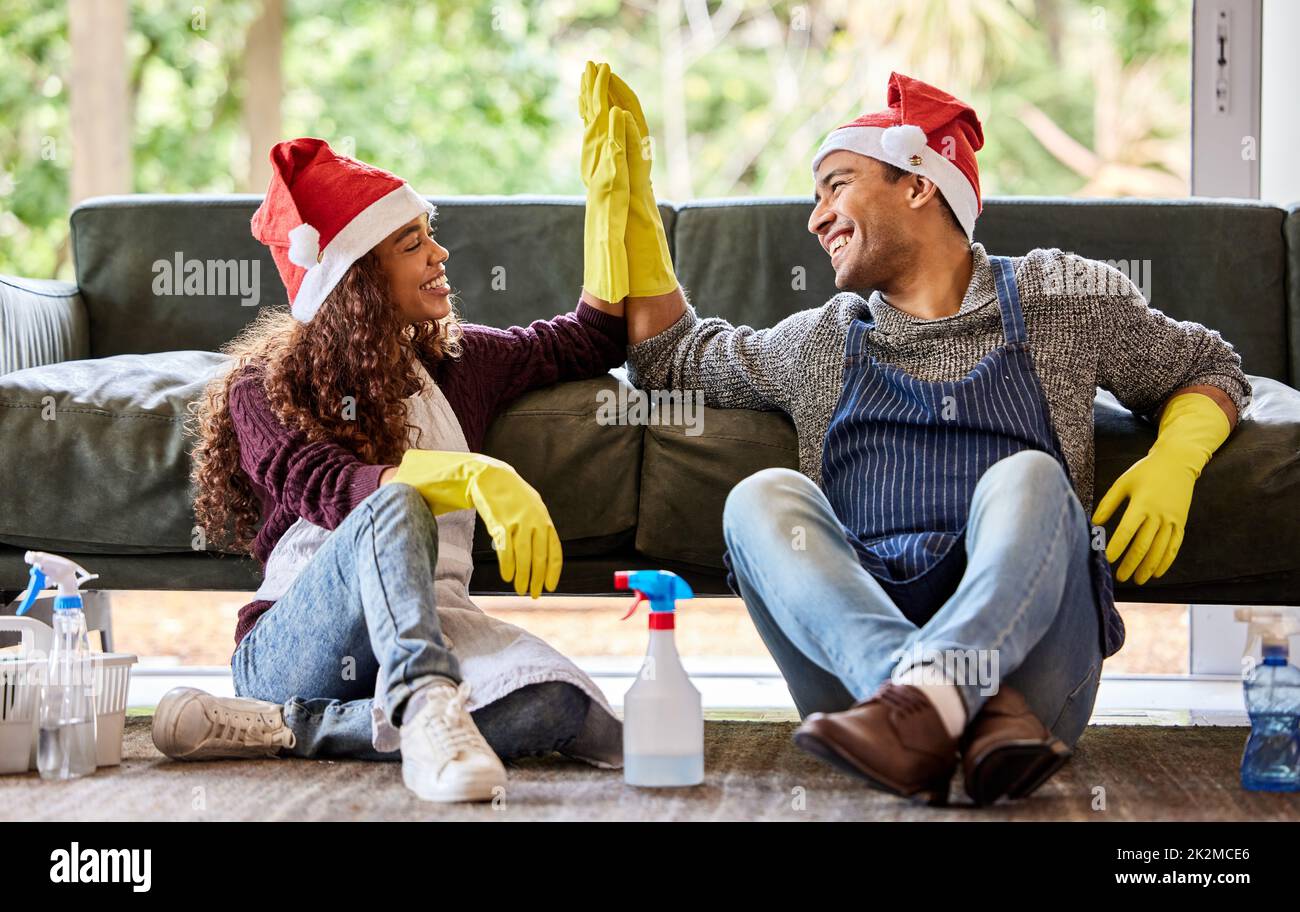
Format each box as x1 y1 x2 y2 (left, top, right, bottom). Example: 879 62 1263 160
2 195 1299 611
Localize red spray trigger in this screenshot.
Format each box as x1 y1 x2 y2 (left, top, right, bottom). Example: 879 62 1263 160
621 591 647 620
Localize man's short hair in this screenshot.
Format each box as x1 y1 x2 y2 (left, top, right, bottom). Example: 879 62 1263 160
876 160 965 239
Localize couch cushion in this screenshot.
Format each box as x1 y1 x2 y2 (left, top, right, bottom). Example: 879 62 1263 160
0 353 642 559
71 195 675 357
671 197 1290 383
0 351 225 553
636 404 798 566
473 373 643 560
634 377 1300 596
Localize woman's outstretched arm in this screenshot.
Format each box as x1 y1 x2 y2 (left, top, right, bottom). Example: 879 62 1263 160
456 299 628 410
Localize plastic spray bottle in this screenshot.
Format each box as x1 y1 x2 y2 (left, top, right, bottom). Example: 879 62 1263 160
1235 607 1300 792
615 570 703 787
18 551 100 780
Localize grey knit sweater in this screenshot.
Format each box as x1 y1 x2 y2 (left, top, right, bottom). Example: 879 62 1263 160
625 243 1252 513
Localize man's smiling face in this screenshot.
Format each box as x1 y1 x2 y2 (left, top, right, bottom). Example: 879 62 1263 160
807 150 918 293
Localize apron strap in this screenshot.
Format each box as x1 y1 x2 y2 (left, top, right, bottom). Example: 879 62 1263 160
846 308 872 358
988 255 1028 346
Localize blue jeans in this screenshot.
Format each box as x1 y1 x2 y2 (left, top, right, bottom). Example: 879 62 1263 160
722 450 1103 747
232 483 588 761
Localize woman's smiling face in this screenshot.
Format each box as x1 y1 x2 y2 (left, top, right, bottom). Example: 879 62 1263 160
374 211 453 325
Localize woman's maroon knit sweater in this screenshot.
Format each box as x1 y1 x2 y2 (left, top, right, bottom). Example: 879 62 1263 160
225 301 627 647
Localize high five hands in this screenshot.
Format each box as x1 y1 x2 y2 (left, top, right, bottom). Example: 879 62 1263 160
579 61 678 304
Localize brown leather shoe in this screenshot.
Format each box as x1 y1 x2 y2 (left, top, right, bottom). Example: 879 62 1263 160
792 682 958 806
959 684 1071 806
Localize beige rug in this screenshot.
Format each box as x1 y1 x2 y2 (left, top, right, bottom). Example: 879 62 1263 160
2 716 1297 821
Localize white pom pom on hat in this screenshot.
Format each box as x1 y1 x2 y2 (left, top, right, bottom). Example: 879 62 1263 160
286 222 321 269
880 124 928 164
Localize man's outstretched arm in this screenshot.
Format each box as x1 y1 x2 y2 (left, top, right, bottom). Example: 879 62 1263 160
1163 383 1237 429
626 287 686 345
621 286 812 413
1090 261 1250 585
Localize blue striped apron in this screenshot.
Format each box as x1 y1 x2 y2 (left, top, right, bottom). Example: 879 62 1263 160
817 256 1121 658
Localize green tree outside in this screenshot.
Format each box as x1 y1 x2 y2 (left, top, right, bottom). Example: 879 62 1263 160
0 0 1191 279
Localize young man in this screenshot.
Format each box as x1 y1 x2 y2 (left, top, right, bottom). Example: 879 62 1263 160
598 67 1249 806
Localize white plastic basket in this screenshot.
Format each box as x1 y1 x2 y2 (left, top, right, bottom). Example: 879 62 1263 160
90 652 138 767
0 615 137 773
0 656 43 774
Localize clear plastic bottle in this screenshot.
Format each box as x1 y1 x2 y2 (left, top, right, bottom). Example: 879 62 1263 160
1241 642 1300 792
616 570 704 787
37 603 99 780
18 552 100 781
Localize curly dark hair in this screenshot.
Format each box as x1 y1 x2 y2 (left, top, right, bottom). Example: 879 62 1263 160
188 250 463 553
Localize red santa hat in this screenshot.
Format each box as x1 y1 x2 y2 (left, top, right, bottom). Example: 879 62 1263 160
250 137 434 322
812 73 985 241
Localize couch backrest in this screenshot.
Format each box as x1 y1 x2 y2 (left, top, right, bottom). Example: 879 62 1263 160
1285 205 1300 384
71 194 1294 383
70 195 677 359
672 196 1293 384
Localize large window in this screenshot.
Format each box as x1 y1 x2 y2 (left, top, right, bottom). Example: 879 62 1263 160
3 0 1193 279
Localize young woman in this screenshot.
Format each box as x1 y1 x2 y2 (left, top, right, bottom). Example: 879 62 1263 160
151 133 633 803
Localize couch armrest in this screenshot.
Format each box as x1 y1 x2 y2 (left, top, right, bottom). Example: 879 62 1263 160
0 274 89 375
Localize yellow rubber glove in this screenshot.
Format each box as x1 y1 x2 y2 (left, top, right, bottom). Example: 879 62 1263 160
1091 392 1231 584
585 62 679 297
390 449 562 598
578 64 630 303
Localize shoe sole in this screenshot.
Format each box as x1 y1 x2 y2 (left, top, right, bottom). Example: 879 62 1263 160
402 763 505 803
964 739 1071 806
151 687 203 760
793 730 951 807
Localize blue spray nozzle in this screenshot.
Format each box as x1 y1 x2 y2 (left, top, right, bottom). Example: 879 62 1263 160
615 570 694 619
18 552 97 614
16 565 46 616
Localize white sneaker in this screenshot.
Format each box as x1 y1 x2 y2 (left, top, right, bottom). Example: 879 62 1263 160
400 679 506 802
152 687 296 761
